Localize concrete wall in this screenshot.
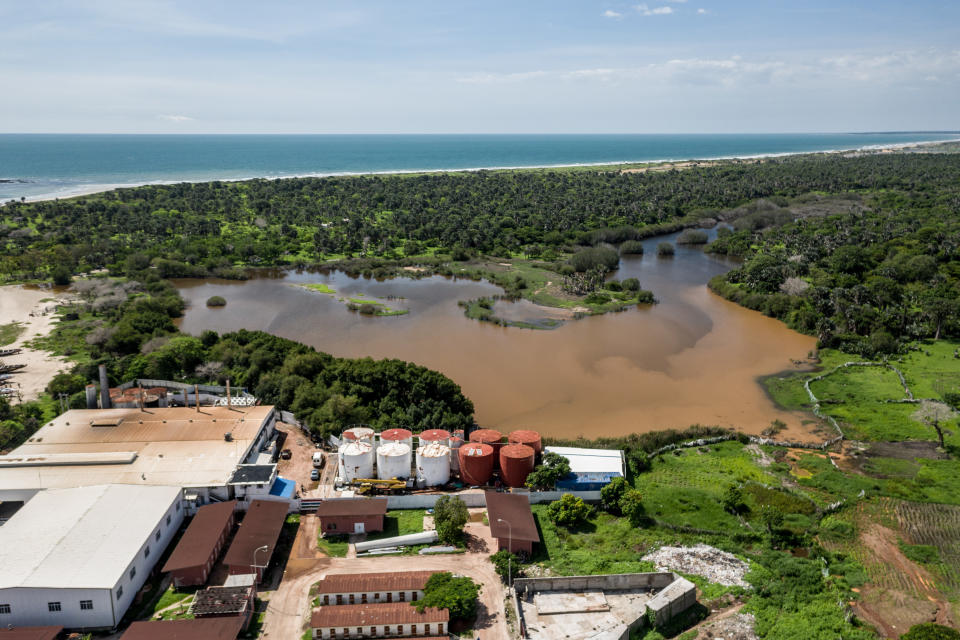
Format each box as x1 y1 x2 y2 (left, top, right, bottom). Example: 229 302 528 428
384 489 602 509
647 576 697 627
514 572 676 594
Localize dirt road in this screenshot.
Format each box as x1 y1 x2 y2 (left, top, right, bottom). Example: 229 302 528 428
0 285 70 401
262 521 507 640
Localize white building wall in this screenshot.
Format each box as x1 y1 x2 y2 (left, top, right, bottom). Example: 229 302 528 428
313 620 447 639
319 589 425 606
0 492 184 630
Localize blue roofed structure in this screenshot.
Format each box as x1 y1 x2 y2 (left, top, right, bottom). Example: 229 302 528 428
544 446 625 490
269 476 296 499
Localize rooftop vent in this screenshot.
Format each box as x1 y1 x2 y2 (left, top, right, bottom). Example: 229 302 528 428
90 417 124 427
224 432 233 442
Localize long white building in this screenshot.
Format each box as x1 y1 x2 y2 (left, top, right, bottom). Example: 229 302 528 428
0 484 184 630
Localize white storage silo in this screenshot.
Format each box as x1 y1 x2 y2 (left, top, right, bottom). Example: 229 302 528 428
341 426 375 445
339 441 374 481
416 443 451 486
377 441 413 480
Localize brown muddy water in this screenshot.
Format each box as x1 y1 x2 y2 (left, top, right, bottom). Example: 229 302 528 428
174 229 818 440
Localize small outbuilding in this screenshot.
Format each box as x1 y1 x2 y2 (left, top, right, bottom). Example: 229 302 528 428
544 446 625 490
192 585 255 629
315 498 388 536
222 499 288 582
314 570 437 605
485 491 540 555
162 500 237 587
119 618 245 640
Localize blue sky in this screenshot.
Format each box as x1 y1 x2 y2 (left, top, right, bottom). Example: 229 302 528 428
1 1 958 133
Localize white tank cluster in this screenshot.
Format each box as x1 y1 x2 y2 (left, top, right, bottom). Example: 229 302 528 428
416 442 451 486
339 441 375 481
377 441 413 479
341 426 376 445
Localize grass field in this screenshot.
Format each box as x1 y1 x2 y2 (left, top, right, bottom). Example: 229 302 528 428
364 509 426 541
316 534 349 557
0 322 24 346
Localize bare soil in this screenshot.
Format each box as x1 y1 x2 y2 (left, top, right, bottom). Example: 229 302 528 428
0 285 71 401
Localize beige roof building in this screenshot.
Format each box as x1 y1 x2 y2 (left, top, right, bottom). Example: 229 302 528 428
0 405 276 503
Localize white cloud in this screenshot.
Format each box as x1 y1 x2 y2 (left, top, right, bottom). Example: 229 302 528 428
636 4 674 16
158 114 194 122
697 8 708 14
603 9 622 18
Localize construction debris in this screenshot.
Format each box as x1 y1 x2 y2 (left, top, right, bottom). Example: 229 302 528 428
696 612 759 640
642 544 751 588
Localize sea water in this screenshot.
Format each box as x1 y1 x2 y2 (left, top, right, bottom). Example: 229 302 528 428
1 132 957 201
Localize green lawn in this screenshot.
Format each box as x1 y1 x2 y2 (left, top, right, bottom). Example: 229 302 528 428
300 282 336 294
317 534 349 557
364 509 426 541
0 322 24 346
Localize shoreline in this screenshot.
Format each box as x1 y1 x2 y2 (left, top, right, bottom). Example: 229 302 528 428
8 135 960 205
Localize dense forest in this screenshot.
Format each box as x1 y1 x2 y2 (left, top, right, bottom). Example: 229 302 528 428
708 186 960 355
4 152 960 281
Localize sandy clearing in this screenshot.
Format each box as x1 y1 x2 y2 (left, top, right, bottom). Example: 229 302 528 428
0 285 71 401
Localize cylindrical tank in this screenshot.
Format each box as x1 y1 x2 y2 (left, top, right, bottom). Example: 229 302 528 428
341 427 376 445
449 430 465 472
418 429 451 447
470 429 504 467
458 442 494 486
85 385 98 409
500 444 536 488
377 442 413 480
508 430 542 455
380 428 413 448
339 441 375 481
416 443 451 486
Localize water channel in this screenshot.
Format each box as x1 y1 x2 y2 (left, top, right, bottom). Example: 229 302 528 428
174 229 817 440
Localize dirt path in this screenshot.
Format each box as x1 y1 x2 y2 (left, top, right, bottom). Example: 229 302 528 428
262 521 506 640
854 523 954 636
0 285 71 401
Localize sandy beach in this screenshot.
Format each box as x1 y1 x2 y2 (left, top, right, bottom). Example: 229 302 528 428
0 285 71 401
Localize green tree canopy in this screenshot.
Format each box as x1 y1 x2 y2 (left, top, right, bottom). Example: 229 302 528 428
414 572 480 620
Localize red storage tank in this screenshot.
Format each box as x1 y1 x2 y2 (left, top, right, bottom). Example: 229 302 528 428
418 429 451 447
380 428 413 447
500 444 535 488
458 443 495 486
470 429 504 464
508 430 542 455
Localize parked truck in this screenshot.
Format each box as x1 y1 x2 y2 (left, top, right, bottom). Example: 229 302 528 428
312 451 325 468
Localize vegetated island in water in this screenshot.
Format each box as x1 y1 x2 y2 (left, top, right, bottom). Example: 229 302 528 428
297 282 409 317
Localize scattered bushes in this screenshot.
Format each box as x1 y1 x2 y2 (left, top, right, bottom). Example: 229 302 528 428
569 247 620 273
620 240 645 255
206 295 227 307
546 493 591 527
657 242 675 257
677 229 708 245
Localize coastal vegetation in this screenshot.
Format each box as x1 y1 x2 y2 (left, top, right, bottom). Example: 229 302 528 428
299 283 409 316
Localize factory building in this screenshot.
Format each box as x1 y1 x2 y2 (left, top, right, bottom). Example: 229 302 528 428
0 405 279 508
119 618 245 640
544 446 625 490
316 498 388 535
310 603 448 639
162 500 237 587
222 499 288 583
313 571 437 606
485 491 540 555
0 484 184 630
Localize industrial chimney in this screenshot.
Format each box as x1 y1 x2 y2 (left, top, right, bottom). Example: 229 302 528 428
98 365 111 409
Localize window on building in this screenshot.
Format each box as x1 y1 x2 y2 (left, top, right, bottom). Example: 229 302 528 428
323 595 329 605
399 591 406 602
80 600 93 610
348 594 355 604
384 626 391 635
373 593 379 600
166 514 172 526
48 602 62 612
369 628 375 635
425 624 431 634
411 625 418 634
0 604 11 615
397 625 404 634
155 530 161 542
327 523 336 530
176 501 181 511
144 546 151 558
412 592 418 602
117 586 123 599
130 566 137 580
356 628 362 636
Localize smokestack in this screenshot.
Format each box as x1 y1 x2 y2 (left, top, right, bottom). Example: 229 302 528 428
98 365 111 409
195 384 200 412
85 384 97 409
226 379 231 409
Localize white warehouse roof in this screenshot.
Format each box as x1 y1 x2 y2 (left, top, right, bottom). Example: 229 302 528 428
0 484 181 590
543 446 625 475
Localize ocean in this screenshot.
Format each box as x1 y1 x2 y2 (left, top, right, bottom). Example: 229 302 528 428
1 132 957 202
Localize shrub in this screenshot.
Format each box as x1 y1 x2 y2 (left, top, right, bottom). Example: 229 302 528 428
677 229 709 245
206 295 227 307
620 240 645 255
605 280 622 291
489 550 521 582
415 572 480 620
600 476 628 514
584 292 612 305
547 493 591 527
434 495 468 545
722 484 748 515
620 489 645 526
526 452 571 490
569 247 620 272
635 290 656 304
657 242 675 257
621 277 640 292
900 623 960 640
